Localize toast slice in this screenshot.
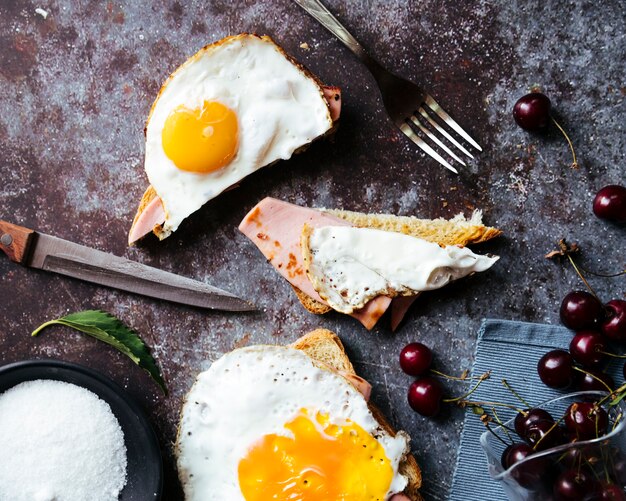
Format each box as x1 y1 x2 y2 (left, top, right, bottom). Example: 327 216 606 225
294 209 501 315
292 329 423 500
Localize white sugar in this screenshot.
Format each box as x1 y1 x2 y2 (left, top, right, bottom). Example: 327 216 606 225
0 379 127 501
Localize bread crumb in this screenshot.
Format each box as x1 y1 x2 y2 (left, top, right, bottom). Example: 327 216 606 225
35 7 48 19
300 42 310 50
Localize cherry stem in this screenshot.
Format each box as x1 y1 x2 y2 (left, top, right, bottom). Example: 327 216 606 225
459 400 524 413
491 407 514 443
430 369 476 381
567 254 602 302
598 350 626 359
596 381 626 408
612 411 623 433
550 116 578 169
577 263 626 278
443 371 491 403
482 419 510 447
501 379 530 408
573 366 613 393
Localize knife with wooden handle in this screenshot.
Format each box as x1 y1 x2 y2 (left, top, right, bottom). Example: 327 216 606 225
0 220 255 312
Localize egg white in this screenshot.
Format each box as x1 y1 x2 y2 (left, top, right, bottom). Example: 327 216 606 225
144 34 333 238
176 346 409 501
303 225 499 313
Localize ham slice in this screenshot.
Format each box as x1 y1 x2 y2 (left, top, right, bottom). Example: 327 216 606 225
322 85 342 122
238 197 392 330
128 195 166 245
128 85 342 244
390 296 418 332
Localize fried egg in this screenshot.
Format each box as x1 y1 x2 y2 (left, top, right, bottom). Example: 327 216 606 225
144 34 333 239
176 346 409 500
302 225 499 313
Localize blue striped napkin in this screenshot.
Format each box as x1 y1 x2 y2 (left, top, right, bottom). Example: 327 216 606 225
449 319 623 501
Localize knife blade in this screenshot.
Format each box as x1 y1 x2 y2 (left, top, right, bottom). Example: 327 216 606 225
0 220 255 312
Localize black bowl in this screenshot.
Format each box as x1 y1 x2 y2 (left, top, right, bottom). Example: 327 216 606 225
0 359 163 500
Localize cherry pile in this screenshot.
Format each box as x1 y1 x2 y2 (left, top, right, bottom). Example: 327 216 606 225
538 291 626 392
499 400 626 500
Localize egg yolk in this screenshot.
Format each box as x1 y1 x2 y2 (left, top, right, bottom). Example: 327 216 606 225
161 100 238 173
238 409 394 500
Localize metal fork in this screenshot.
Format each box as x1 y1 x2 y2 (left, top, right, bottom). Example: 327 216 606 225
292 0 482 174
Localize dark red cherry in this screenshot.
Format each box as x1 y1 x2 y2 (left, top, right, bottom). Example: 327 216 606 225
514 408 554 439
553 469 597 500
596 482 626 501
558 445 593 470
507 442 551 489
501 444 514 469
601 300 626 343
569 331 607 367
513 92 552 130
525 421 566 451
560 291 605 331
593 185 626 223
407 377 442 417
575 368 614 392
538 350 575 388
564 402 609 440
399 342 433 376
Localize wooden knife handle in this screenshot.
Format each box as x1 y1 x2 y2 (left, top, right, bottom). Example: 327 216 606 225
0 221 35 264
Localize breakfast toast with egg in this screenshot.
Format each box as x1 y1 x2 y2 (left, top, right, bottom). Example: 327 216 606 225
239 198 501 330
291 328 423 501
128 34 342 244
176 328 422 500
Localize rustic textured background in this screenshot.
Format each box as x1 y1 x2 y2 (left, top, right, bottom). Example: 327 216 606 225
1 1 624 499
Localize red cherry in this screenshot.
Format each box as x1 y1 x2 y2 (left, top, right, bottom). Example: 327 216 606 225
538 350 575 388
525 421 566 451
399 342 433 376
593 185 626 223
597 482 626 501
553 469 597 500
602 300 626 343
513 93 551 130
407 377 442 417
575 369 614 392
569 331 606 367
564 402 609 440
507 442 552 489
560 291 604 330
514 408 554 439
501 444 514 469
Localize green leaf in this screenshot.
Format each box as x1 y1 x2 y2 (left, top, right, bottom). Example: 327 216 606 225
32 310 167 395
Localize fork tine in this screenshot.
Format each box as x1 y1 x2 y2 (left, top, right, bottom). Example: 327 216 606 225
399 122 458 174
409 114 466 166
424 95 482 151
418 107 474 160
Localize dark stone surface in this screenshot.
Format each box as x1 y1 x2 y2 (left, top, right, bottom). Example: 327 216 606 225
0 1 624 500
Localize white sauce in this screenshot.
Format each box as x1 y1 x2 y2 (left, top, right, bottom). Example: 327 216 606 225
307 226 499 313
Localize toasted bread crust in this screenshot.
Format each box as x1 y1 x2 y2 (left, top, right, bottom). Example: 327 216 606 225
325 208 501 246
291 329 422 499
291 285 332 314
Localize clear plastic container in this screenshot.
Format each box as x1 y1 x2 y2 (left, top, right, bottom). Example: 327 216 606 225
480 391 626 500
